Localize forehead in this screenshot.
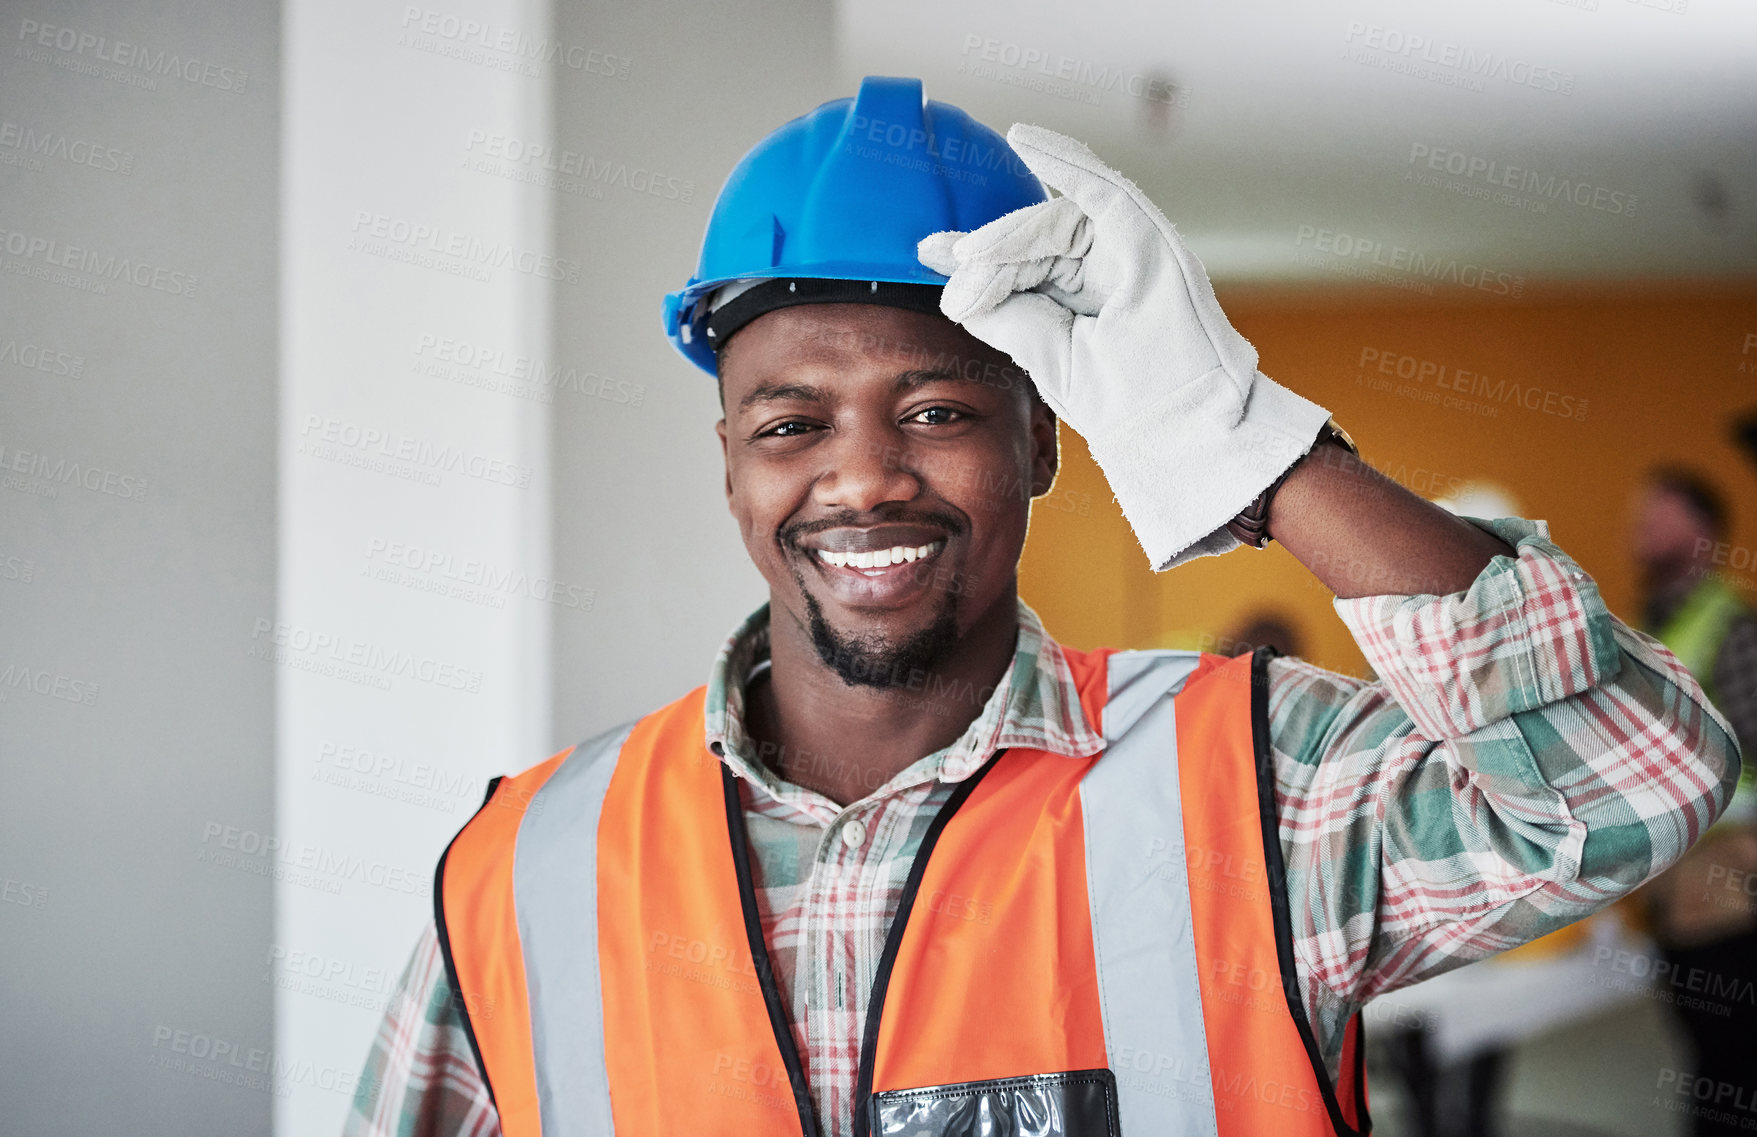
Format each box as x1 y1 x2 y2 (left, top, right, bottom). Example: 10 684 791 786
718 302 1020 397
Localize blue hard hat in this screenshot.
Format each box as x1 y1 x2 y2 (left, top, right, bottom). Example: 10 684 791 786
661 75 1049 376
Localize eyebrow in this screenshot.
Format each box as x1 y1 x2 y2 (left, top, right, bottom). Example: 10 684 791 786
895 367 966 393
736 368 970 413
738 381 827 413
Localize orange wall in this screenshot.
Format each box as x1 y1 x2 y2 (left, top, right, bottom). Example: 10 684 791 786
1019 283 1757 677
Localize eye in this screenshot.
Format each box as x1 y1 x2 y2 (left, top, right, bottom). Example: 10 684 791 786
908 405 964 426
758 420 817 438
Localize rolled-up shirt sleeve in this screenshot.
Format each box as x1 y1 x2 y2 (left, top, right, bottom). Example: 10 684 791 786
1270 516 1742 1074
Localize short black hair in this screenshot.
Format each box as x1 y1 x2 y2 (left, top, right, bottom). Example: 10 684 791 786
1647 465 1729 537
713 341 730 410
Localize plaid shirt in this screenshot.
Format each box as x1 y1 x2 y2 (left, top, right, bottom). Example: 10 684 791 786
344 516 1739 1137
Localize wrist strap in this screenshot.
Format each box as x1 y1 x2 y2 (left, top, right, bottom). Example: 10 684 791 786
1224 420 1358 550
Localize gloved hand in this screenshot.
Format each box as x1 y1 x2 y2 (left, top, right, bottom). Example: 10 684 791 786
917 123 1333 571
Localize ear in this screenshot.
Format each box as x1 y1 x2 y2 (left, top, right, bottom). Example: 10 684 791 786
1028 393 1060 498
716 418 733 503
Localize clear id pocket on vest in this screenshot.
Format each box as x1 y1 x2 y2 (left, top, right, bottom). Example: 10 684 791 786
868 1068 1121 1137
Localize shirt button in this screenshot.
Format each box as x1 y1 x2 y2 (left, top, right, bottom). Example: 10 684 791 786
841 819 867 849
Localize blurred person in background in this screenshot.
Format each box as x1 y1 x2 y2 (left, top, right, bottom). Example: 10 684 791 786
1630 467 1757 1137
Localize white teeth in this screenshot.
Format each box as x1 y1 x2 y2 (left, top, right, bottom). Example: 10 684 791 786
816 539 946 570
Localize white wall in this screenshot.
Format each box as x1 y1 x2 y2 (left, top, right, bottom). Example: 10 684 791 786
276 0 844 1128
548 0 838 744
0 2 279 1133
277 0 553 1132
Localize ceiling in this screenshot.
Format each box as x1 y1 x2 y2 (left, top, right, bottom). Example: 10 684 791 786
835 0 1757 286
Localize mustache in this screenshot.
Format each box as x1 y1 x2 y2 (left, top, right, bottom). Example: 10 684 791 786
778 507 968 548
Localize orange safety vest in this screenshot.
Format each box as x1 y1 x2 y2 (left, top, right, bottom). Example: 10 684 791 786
436 646 1368 1136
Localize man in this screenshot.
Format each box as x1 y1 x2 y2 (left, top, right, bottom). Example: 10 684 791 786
344 77 1738 1137
1632 470 1757 795
1628 469 1757 1137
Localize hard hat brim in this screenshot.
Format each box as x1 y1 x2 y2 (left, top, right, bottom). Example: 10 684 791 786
704 278 949 356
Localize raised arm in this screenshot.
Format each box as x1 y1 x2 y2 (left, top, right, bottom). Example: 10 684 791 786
1265 515 1740 1077
1266 438 1514 599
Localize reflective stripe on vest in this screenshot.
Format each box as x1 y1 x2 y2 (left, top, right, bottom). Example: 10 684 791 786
436 646 1368 1136
1652 576 1752 809
1654 575 1745 707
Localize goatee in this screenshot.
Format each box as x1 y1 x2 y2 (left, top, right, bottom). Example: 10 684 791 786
801 588 961 690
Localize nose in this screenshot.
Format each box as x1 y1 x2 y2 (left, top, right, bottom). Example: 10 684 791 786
813 425 923 513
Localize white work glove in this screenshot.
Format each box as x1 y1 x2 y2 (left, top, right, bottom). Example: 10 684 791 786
917 123 1333 571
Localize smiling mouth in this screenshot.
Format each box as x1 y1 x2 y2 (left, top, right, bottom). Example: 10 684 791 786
812 539 947 576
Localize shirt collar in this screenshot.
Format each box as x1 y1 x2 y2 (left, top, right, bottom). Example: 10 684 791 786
703 596 1104 815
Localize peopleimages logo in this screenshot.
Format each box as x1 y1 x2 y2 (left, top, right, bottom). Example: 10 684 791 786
314 739 482 805
248 617 486 694
0 662 99 706
411 332 646 407
1342 22 1576 95
397 6 631 79
16 18 250 92
296 414 535 489
0 225 199 297
462 130 693 203
364 536 596 614
348 211 581 284
0 336 85 378
0 441 148 501
0 121 134 175
1294 225 1525 297
148 1025 359 1098
1357 347 1589 423
197 821 433 896
0 553 37 585
1406 144 1637 217
264 945 401 1013
842 112 1033 181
